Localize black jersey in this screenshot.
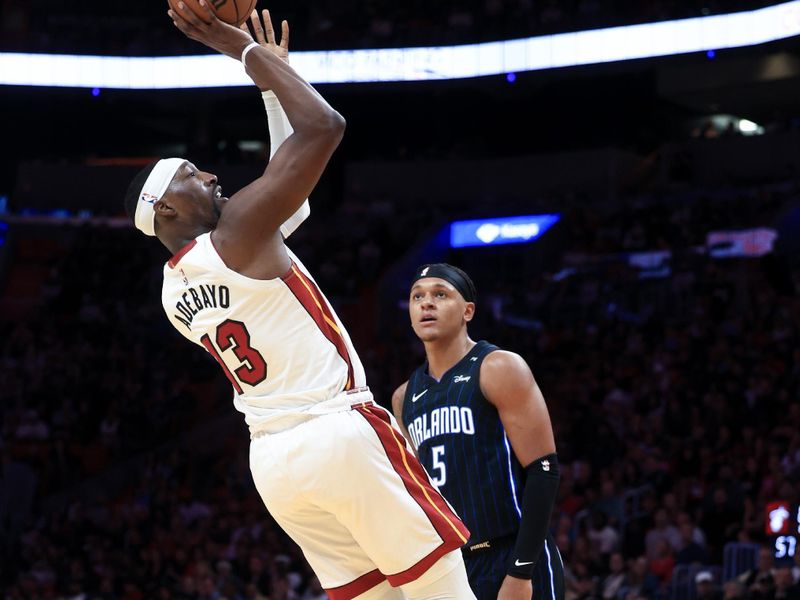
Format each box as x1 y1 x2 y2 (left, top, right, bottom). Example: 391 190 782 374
402 340 524 544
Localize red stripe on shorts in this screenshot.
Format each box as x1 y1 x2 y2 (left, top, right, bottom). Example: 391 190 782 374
282 264 355 390
355 405 470 586
325 568 385 600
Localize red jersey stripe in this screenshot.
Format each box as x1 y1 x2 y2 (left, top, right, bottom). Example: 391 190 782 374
167 239 197 269
282 264 355 390
355 405 470 562
386 539 461 587
325 569 385 600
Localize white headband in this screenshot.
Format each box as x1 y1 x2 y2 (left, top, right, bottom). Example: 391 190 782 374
134 158 185 236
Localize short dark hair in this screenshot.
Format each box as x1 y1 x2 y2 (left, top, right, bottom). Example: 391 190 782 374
123 160 159 226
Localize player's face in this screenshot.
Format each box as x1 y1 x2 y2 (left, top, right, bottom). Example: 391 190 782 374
409 278 474 342
162 161 229 229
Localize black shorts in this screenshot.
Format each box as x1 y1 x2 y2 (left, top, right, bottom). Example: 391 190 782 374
462 532 565 600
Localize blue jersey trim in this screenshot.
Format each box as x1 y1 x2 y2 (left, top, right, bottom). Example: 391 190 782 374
503 431 522 518
544 539 556 600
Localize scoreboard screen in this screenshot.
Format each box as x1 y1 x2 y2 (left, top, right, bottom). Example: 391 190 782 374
766 501 799 559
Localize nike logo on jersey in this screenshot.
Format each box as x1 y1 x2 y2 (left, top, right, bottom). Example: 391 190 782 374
453 375 471 383
411 389 428 402
469 357 478 361
514 559 534 567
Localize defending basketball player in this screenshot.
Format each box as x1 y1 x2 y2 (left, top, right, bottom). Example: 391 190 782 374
392 264 565 600
123 6 476 599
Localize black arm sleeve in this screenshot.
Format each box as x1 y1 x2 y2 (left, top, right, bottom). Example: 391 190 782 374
506 453 560 579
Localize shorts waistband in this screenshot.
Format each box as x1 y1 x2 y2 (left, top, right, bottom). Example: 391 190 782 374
250 386 373 439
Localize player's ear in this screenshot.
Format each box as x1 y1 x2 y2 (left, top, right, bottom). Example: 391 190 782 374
463 301 475 323
154 197 177 216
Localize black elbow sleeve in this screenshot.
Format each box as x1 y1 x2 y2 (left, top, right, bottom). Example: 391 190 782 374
506 453 560 579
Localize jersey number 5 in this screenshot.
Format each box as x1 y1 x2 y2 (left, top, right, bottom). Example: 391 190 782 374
201 319 267 394
431 445 447 488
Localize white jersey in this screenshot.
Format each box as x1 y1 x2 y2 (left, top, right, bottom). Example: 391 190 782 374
161 232 366 434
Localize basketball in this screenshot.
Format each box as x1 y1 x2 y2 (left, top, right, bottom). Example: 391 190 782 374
168 0 258 27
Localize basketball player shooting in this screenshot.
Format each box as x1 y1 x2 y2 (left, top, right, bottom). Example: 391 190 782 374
123 5 476 599
393 264 565 600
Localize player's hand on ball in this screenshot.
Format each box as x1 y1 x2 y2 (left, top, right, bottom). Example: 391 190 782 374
169 0 252 60
242 9 289 62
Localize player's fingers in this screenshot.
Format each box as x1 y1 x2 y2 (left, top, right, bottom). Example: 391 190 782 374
168 8 197 35
249 10 266 45
174 1 204 28
263 9 276 45
197 0 219 23
280 20 289 51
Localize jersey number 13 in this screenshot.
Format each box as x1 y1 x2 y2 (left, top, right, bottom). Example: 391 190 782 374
201 319 267 394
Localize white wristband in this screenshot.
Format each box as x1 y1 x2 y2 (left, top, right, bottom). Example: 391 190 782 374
241 41 260 65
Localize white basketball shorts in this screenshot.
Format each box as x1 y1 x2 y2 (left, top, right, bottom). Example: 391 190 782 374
249 399 470 599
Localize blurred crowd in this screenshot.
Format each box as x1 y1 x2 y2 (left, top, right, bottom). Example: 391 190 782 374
0 228 232 498
3 445 329 600
0 0 784 54
563 185 790 255
1 170 799 599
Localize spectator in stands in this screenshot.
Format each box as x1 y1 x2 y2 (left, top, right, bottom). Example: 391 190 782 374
675 520 709 565
771 566 800 599
722 579 746 599
564 559 597 599
648 538 675 587
736 546 775 598
622 556 659 600
695 570 722 600
676 512 707 547
701 487 742 561
592 478 624 526
645 508 680 560
587 511 620 556
599 552 627 599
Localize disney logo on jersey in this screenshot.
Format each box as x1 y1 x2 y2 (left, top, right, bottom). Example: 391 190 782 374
173 284 231 331
453 375 471 383
407 406 475 447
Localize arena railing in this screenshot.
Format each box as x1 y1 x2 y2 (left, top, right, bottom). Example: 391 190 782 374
722 542 760 582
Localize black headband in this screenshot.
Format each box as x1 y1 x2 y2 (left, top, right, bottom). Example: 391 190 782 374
411 264 476 303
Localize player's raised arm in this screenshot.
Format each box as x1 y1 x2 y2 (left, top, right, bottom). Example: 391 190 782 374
243 10 311 239
169 2 344 275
